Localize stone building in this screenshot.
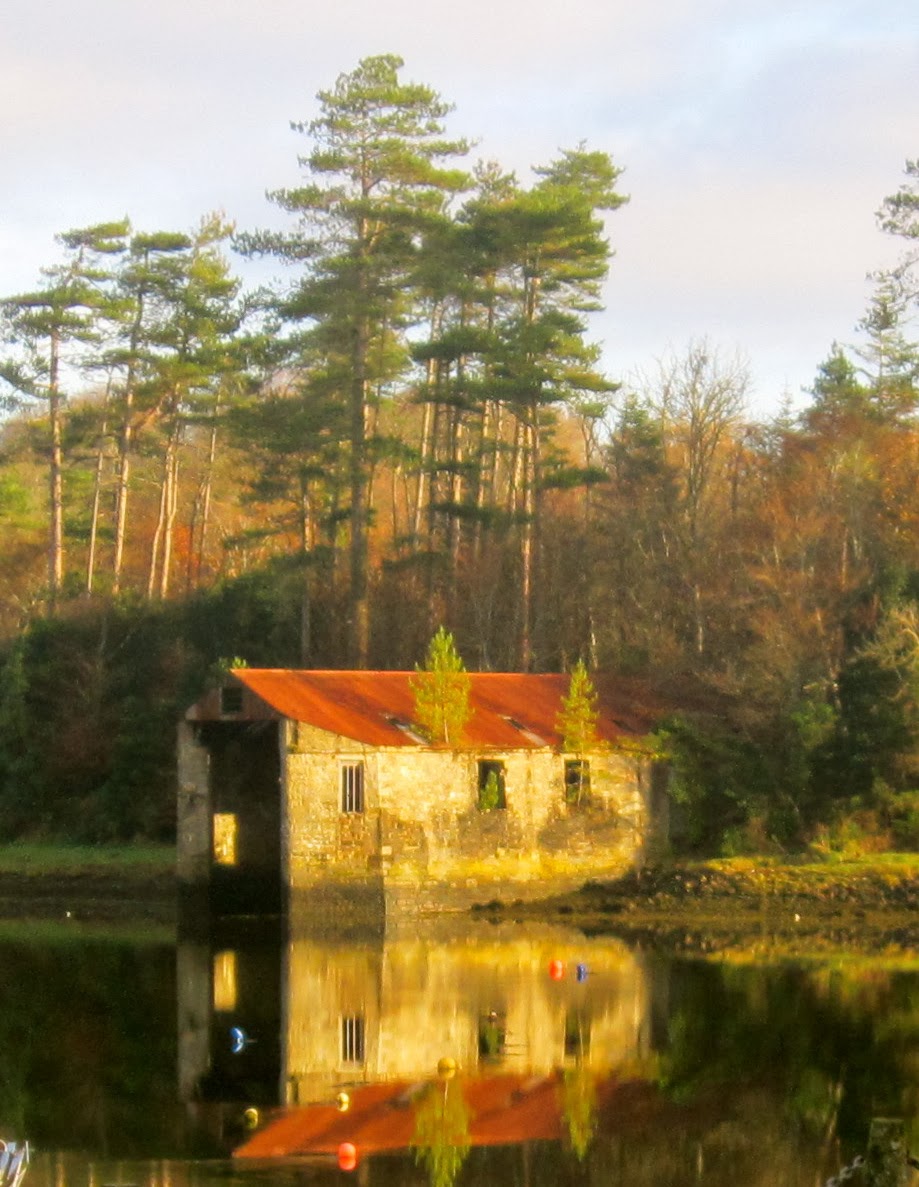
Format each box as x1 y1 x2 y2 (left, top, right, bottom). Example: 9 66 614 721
177 668 668 920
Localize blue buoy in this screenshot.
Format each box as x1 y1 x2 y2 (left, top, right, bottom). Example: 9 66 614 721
576 963 588 982
230 1026 249 1054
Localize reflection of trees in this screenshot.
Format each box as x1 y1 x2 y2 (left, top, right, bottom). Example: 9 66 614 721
0 939 177 1155
411 1078 472 1187
560 1064 596 1160
656 960 919 1152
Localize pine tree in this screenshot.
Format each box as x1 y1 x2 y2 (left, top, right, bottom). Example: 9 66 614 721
557 659 599 752
411 626 472 744
0 221 128 606
243 54 470 666
557 659 599 803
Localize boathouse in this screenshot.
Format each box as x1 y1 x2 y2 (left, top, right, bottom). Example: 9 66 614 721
177 669 668 920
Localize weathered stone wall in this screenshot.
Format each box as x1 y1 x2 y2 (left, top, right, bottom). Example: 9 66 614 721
177 722 211 885
283 720 381 894
283 721 658 910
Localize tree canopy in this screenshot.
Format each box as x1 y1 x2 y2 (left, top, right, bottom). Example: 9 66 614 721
0 62 918 855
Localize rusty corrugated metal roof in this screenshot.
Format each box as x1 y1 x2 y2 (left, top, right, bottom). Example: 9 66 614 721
188 669 661 750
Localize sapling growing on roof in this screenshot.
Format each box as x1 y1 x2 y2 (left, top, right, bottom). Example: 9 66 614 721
410 627 472 745
557 660 600 805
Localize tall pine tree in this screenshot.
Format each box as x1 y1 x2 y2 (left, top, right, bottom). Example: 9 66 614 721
243 54 470 665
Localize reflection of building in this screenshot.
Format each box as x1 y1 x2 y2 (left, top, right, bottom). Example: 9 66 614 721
234 1072 621 1163
177 670 669 919
177 923 652 1111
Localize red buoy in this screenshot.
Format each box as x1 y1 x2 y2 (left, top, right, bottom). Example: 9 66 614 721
337 1142 358 1172
548 958 565 980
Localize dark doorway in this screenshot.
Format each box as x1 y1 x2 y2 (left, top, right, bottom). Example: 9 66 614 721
202 721 283 915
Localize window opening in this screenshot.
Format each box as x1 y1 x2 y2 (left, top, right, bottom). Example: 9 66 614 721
502 715 547 745
341 762 365 813
220 684 244 715
341 1015 366 1063
477 760 506 810
384 714 427 744
564 1007 591 1060
213 813 238 865
478 1011 507 1060
213 950 238 1012
564 759 591 805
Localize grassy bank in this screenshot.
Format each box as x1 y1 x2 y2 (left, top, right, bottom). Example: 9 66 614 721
0 842 176 877
0 843 177 924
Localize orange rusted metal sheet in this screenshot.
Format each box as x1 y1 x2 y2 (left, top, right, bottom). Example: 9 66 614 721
187 669 661 750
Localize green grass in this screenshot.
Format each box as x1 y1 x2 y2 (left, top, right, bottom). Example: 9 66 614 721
0 842 175 877
706 853 919 875
0 917 175 944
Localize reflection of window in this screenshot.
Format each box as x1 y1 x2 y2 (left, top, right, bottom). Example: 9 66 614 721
213 813 238 865
220 684 244 715
341 1015 365 1063
478 1012 506 1060
564 1007 591 1060
341 762 365 813
564 759 591 805
477 760 506 810
213 950 238 1012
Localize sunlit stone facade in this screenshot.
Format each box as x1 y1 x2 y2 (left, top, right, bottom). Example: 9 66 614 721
177 670 669 919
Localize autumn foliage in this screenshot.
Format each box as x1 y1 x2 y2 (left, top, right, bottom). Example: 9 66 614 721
0 68 917 851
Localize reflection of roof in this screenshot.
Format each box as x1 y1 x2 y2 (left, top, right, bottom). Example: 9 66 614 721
234 1072 620 1158
187 669 662 749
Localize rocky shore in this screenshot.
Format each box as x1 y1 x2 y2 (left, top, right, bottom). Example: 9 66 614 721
473 860 919 956
0 867 177 923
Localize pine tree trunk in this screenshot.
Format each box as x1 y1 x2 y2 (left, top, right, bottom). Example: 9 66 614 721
412 360 436 544
46 328 64 606
85 402 110 595
349 306 371 666
186 399 220 592
159 434 179 599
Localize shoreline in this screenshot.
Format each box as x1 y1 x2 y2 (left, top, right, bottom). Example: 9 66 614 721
472 859 919 956
0 856 917 956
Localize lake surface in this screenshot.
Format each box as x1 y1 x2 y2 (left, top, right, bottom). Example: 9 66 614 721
2 913 918 1186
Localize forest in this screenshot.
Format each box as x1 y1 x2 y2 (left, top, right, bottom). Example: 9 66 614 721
1 54 918 853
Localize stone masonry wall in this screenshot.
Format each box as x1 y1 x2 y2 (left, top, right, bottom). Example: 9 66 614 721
177 722 211 884
283 719 657 910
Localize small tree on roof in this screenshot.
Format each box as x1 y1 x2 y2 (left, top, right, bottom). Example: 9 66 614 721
411 627 472 745
557 660 600 804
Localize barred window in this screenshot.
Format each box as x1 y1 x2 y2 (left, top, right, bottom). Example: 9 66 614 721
341 1015 365 1063
341 762 365 813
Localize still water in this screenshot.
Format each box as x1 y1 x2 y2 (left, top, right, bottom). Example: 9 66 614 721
2 914 918 1187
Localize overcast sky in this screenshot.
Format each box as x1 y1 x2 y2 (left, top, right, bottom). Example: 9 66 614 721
2 0 917 418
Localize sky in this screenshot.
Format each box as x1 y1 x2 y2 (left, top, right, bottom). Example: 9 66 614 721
1 0 917 419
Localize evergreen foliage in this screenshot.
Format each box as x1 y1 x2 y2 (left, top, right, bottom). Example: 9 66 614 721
557 660 599 754
1 75 919 852
410 626 472 745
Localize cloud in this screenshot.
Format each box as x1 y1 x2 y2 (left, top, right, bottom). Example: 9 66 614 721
1 0 917 415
